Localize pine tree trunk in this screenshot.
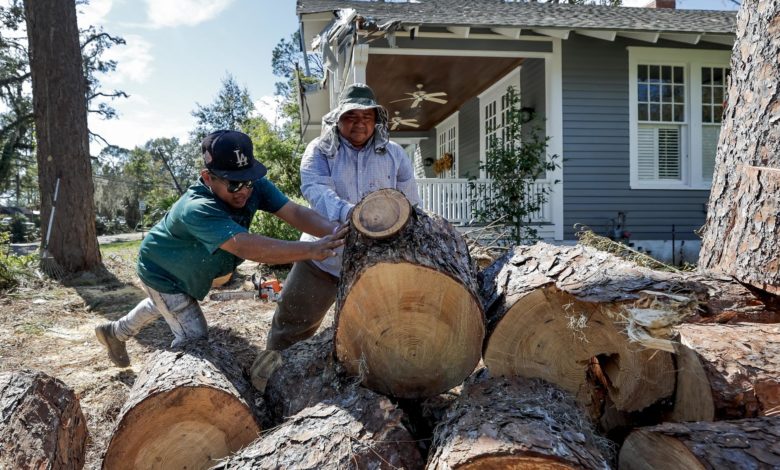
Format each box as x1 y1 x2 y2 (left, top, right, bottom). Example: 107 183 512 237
103 341 260 470
620 416 780 469
0 369 87 470
698 0 780 296
670 322 780 422
479 243 682 415
335 189 484 399
213 387 424 469
427 374 612 469
23 0 101 273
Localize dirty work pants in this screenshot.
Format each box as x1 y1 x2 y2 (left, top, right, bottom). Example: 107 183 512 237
112 281 208 347
266 260 338 350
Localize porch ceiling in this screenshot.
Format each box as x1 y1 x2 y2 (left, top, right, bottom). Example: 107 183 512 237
366 54 523 132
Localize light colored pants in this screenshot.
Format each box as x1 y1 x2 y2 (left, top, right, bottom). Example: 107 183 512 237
113 282 208 347
266 260 338 350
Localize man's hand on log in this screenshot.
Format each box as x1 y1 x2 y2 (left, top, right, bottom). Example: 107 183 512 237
311 224 348 261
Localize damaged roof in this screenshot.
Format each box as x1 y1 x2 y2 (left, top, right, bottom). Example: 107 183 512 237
296 0 736 34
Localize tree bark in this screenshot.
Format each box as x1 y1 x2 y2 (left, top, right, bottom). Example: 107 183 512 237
479 243 682 414
24 0 101 273
103 341 260 470
698 0 780 296
0 369 87 470
427 373 612 469
265 327 349 424
619 416 780 470
212 387 424 470
335 189 484 399
670 322 780 422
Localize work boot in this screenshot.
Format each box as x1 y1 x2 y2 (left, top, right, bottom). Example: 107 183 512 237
250 350 282 393
95 323 130 367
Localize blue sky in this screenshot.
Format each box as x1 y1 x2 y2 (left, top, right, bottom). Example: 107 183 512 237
81 0 739 153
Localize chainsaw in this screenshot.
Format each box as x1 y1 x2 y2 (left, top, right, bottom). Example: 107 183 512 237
209 275 283 302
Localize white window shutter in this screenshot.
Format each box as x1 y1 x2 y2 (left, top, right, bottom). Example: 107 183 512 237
637 126 657 180
657 128 680 180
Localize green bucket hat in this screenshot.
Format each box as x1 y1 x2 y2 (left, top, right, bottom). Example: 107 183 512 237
318 83 390 156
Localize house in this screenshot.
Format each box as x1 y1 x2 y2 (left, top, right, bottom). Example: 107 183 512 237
296 0 736 262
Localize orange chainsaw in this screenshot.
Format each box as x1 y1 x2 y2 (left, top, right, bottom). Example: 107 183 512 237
209 275 283 302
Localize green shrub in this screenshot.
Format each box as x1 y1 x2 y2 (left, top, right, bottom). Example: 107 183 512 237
0 232 38 290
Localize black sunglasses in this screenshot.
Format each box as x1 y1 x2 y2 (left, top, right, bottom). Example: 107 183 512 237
209 172 255 193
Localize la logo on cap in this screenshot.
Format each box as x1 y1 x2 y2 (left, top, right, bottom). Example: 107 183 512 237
234 149 248 167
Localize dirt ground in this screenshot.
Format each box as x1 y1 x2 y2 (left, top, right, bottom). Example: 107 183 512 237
0 241 303 469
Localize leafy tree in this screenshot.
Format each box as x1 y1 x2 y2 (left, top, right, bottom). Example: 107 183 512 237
191 73 254 141
470 86 559 244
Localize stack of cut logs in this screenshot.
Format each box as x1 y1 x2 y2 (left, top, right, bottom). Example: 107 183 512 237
2 188 778 469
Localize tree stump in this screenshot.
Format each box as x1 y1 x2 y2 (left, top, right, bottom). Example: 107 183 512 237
0 369 87 470
212 387 424 469
670 322 780 421
698 0 780 296
335 189 484 399
103 340 260 470
427 372 613 469
479 243 684 414
619 416 780 469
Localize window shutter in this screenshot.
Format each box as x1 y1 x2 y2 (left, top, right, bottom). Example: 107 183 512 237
637 126 657 180
657 128 680 180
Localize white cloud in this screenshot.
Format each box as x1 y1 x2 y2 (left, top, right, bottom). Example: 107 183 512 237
621 0 651 6
77 0 114 26
145 0 234 28
252 95 288 128
101 35 154 85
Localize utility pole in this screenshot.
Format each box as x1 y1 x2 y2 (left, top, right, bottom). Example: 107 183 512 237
154 148 184 195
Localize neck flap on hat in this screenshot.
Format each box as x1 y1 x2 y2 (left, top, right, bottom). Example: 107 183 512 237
316 105 389 157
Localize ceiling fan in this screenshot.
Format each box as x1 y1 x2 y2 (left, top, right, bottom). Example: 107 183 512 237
390 83 448 108
389 111 420 130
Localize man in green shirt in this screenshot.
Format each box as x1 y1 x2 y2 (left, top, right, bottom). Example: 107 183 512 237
95 130 346 367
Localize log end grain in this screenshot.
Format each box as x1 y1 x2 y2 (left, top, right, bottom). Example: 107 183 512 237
336 262 484 398
351 188 411 239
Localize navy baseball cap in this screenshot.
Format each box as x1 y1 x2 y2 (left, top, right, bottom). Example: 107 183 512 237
201 130 267 181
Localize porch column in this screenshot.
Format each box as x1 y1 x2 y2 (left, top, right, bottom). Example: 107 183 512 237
546 38 564 241
350 43 369 84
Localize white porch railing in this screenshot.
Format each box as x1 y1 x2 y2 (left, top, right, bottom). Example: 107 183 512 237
416 178 552 225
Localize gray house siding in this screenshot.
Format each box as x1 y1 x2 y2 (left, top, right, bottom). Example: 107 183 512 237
458 98 480 178
560 34 725 241
521 57 546 139
419 128 438 178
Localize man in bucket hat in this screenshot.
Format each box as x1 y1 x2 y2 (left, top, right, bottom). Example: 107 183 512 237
250 83 421 392
95 130 347 367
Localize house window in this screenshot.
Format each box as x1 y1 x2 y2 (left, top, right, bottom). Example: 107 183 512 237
629 48 731 190
436 114 458 179
480 67 521 179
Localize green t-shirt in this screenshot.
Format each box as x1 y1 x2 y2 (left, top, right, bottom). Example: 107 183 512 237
137 177 289 300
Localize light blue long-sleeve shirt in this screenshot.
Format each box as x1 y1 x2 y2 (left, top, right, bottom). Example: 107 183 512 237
300 135 421 276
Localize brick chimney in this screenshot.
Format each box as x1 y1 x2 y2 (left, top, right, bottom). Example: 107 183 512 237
644 0 676 8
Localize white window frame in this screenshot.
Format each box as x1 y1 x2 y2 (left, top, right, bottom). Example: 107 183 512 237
436 112 459 179
479 66 521 180
628 47 731 190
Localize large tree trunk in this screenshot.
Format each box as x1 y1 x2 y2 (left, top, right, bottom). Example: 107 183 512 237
698 0 780 296
24 0 101 273
670 322 780 422
103 341 260 470
213 387 424 470
479 243 682 415
619 416 780 469
427 373 612 469
335 189 484 399
0 369 87 470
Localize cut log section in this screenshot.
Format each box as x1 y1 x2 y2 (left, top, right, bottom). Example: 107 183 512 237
350 188 411 239
265 327 347 424
212 387 423 469
336 189 484 399
671 322 780 421
480 243 683 414
619 416 780 469
0 369 87 470
427 373 613 469
103 340 260 470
